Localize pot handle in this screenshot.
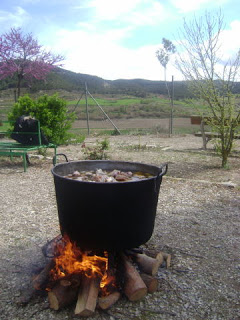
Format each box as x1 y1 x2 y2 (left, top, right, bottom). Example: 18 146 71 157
157 163 168 178
53 153 69 165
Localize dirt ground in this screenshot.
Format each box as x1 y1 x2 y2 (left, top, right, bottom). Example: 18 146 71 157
0 134 239 320
72 117 193 130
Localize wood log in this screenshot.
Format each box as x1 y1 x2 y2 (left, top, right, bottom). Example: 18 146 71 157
140 273 158 294
74 276 100 317
123 254 147 301
155 252 164 266
48 278 79 310
161 252 171 268
58 273 81 288
32 259 55 290
134 253 161 276
98 291 121 310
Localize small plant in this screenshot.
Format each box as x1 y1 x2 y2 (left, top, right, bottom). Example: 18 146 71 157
81 138 110 160
38 148 47 157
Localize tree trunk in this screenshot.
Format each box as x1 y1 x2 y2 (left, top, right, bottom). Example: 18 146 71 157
17 73 23 99
221 150 229 168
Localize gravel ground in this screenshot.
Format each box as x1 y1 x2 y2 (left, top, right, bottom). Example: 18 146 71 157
0 134 240 320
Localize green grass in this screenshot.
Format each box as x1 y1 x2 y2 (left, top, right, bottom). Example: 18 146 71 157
68 97 144 106
0 121 12 131
0 89 212 121
67 94 203 120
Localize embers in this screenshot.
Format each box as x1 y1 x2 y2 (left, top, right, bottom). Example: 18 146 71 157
25 235 171 317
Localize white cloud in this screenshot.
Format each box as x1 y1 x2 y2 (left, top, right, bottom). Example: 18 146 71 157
0 6 30 30
170 0 228 13
49 28 181 81
87 0 142 20
75 0 169 27
220 20 240 57
126 2 170 26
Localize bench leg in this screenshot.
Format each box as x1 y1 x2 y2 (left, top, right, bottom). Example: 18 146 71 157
23 154 27 172
53 146 57 165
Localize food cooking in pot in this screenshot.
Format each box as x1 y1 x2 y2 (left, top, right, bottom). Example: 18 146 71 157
64 168 153 182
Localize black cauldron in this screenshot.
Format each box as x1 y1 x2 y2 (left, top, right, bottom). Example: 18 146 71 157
52 157 167 251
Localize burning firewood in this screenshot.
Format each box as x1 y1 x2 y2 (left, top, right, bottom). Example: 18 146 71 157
48 278 79 310
122 254 147 301
134 253 161 276
42 234 63 259
98 291 121 310
32 259 55 290
140 273 158 294
74 275 100 317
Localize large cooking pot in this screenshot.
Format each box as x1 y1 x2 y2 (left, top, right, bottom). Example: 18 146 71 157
52 156 167 251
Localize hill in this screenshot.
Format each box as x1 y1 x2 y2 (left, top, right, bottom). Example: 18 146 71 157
0 67 191 99
1 67 240 99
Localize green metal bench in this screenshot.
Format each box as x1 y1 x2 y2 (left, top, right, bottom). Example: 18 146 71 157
0 120 57 172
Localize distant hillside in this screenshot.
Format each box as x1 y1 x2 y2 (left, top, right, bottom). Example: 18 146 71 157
1 67 240 98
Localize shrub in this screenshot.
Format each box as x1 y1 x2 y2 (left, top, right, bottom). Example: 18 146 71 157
8 94 76 144
81 138 109 160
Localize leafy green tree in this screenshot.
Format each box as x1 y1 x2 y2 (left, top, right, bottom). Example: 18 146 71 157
156 38 176 82
175 11 240 167
8 94 75 145
156 38 176 135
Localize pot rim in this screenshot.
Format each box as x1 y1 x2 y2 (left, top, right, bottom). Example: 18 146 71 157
51 159 166 185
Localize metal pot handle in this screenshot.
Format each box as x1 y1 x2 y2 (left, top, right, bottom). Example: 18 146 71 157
53 153 69 165
157 163 168 178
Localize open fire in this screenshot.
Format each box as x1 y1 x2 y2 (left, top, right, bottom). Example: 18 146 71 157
25 234 171 317
48 234 108 282
19 161 169 316
45 234 121 316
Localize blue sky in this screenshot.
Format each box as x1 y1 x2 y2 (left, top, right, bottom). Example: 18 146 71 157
0 0 240 80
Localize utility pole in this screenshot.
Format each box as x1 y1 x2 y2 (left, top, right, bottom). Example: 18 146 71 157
85 82 90 135
170 75 174 136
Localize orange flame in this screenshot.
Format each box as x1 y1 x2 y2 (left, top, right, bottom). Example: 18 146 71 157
100 272 117 296
50 235 107 281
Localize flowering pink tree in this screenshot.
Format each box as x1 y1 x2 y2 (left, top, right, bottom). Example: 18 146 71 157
0 28 64 98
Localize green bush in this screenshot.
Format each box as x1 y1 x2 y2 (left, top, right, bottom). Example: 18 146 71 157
82 138 109 160
8 94 76 144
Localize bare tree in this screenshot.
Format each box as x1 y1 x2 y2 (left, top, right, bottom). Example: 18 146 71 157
175 11 240 167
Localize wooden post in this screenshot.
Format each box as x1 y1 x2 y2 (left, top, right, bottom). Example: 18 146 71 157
200 119 207 150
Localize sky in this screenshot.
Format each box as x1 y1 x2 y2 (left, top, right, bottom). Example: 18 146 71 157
0 0 240 81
